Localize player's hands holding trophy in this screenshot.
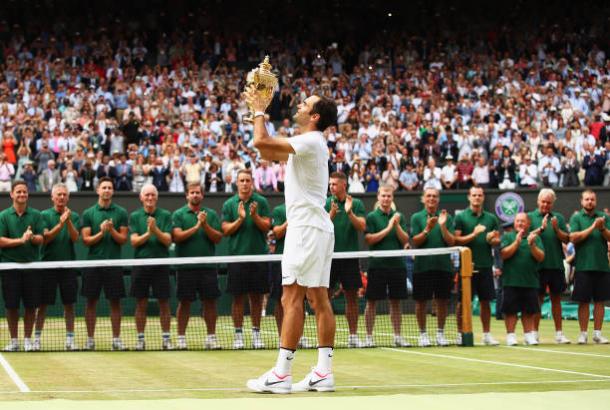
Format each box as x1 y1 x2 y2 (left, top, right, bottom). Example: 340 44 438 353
242 56 279 123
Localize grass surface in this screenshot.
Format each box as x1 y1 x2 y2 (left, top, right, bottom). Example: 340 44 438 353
0 318 608 401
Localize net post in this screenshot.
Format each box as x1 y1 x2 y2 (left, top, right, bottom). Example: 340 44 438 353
459 247 474 347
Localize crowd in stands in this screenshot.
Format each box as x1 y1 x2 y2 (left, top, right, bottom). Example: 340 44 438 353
1 2 610 194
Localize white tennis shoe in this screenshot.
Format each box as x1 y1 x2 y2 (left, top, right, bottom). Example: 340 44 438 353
246 368 292 394
292 368 335 392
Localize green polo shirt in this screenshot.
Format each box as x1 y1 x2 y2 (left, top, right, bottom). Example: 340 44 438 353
221 193 270 255
500 231 544 288
365 208 407 269
41 208 80 261
271 203 286 254
569 210 610 273
81 202 128 260
0 206 44 262
455 208 499 269
528 209 567 272
325 196 365 252
172 205 220 269
129 207 172 259
410 208 455 273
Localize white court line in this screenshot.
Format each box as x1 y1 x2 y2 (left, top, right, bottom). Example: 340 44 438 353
0 378 607 395
381 347 610 379
501 345 610 358
0 353 30 392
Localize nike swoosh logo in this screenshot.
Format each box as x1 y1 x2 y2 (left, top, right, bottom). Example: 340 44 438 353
309 378 327 387
287 357 294 361
265 379 285 386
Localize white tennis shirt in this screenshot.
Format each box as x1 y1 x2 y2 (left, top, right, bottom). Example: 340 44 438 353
285 131 334 233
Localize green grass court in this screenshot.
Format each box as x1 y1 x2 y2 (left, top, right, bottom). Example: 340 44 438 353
0 318 608 408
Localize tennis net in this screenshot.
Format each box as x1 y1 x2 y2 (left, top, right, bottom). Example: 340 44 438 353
0 247 474 351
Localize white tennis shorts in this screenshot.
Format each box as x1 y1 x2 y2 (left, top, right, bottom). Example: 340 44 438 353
282 225 334 288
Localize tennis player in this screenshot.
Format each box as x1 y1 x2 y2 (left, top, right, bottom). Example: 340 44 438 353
245 89 337 393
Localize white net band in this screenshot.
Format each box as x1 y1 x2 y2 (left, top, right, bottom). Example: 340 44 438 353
0 247 465 270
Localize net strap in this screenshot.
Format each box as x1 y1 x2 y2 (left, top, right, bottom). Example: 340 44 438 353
0 247 466 270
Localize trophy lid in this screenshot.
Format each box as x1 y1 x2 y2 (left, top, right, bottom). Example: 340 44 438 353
255 55 278 89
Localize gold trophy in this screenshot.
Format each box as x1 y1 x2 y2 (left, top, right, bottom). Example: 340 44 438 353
243 56 279 123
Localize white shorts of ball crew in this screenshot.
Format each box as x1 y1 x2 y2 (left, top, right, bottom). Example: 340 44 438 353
282 225 334 288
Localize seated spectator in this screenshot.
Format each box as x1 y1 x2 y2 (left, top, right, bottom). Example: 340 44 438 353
440 155 457 190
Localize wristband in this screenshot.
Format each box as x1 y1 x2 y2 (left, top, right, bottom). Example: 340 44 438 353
254 111 265 118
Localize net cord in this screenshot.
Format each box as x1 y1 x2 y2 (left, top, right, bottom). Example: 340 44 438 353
0 247 466 270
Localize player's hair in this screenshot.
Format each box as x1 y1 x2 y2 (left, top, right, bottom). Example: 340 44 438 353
330 171 347 181
237 169 252 179
538 188 556 202
581 189 596 199
140 183 159 196
11 180 27 192
98 176 114 188
378 183 395 193
311 95 338 131
51 183 69 194
186 182 202 192
468 185 485 196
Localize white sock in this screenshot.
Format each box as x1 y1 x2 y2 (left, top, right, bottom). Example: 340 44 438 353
178 335 186 341
581 331 588 337
87 337 94 343
594 330 602 338
315 347 333 374
113 337 121 343
11 338 17 345
555 331 563 336
507 332 516 339
24 338 31 343
274 348 295 376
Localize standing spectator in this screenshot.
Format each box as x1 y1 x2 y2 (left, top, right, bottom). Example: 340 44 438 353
150 158 169 192
528 189 571 344
582 145 605 186
0 153 15 192
410 188 456 346
364 185 410 347
221 170 271 350
364 162 380 192
253 160 278 193
172 183 223 350
0 181 44 351
326 172 367 347
560 148 580 187
519 156 539 188
38 160 61 193
472 157 490 188
22 161 37 192
36 184 80 351
348 163 365 193
114 154 133 191
399 162 419 191
129 184 173 351
569 190 610 344
500 213 545 346
168 157 185 193
381 162 399 191
440 155 457 190
456 154 474 189
205 162 224 193
538 146 561 187
422 158 442 190
80 177 129 351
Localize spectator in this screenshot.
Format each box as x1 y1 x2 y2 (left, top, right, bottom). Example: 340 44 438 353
381 162 399 192
538 146 562 188
561 148 580 187
253 160 278 193
583 145 605 186
38 160 61 193
472 157 490 188
348 163 365 193
364 162 380 193
456 154 474 189
423 158 442 190
440 155 457 190
519 156 539 188
398 162 419 191
0 154 15 192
